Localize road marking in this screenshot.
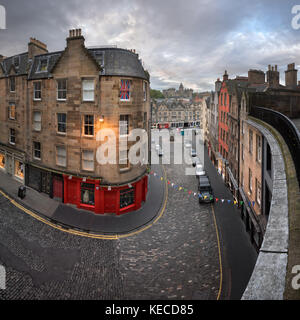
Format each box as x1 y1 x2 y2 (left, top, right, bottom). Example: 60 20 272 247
0 167 168 240
211 203 223 300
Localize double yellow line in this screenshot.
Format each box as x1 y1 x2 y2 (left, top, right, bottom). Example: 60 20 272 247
0 166 168 240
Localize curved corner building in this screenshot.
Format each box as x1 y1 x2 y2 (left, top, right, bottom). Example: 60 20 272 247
0 29 150 215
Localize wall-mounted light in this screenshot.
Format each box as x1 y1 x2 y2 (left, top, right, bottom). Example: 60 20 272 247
99 115 104 122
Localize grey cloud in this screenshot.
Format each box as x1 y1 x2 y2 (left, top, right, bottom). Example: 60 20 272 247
1 0 300 91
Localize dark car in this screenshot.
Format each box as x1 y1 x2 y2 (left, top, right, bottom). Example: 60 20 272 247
198 175 214 203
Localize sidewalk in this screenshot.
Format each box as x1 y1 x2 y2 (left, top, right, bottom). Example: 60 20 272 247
0 166 166 235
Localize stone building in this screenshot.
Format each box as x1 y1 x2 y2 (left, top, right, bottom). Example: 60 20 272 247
151 99 202 129
0 29 150 215
207 79 221 167
162 83 193 99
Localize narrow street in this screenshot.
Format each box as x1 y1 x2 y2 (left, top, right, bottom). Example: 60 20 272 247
0 140 257 300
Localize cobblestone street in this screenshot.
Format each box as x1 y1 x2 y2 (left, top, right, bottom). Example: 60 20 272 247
0 145 222 300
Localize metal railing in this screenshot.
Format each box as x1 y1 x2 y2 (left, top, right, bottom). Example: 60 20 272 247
250 106 300 188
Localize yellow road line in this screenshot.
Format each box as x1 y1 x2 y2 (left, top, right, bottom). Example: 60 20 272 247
211 203 223 300
0 166 168 240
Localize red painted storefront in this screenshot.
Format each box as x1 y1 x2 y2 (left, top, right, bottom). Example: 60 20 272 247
63 174 148 215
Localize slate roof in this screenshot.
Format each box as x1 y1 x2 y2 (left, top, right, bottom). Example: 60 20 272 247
1 47 148 81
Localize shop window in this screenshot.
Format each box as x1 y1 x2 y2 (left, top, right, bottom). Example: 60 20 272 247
57 113 67 133
81 183 95 206
82 150 94 171
82 79 95 102
9 103 16 120
0 153 5 169
120 187 135 209
84 115 94 136
57 79 67 101
10 77 16 92
33 111 42 131
56 146 66 167
33 141 41 160
33 82 42 100
120 79 131 101
9 128 16 145
15 160 24 179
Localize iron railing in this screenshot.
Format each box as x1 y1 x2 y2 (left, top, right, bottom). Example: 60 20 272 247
250 106 300 188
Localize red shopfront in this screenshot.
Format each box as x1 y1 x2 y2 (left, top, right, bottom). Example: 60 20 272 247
63 174 148 215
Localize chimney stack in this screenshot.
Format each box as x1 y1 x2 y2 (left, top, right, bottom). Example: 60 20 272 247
248 69 265 85
67 28 85 49
215 78 222 92
28 37 48 59
267 64 280 88
285 63 298 88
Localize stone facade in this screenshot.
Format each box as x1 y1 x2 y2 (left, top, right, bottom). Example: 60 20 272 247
0 29 150 215
151 99 202 129
162 83 193 99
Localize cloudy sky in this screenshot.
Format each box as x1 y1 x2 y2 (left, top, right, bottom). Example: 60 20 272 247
1 0 300 91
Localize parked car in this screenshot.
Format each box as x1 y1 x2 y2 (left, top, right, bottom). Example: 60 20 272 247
190 149 197 157
198 175 214 203
195 164 206 176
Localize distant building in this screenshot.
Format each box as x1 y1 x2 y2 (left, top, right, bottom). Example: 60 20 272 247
163 83 193 99
151 99 202 129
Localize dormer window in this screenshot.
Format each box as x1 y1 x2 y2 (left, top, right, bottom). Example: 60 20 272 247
13 56 20 68
38 58 48 72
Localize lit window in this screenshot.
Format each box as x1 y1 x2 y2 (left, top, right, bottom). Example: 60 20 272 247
33 111 42 131
84 115 94 136
9 103 16 120
57 79 67 101
56 146 66 167
33 142 41 160
10 77 15 92
82 79 95 102
38 59 48 72
0 153 5 169
82 150 94 171
120 79 131 101
14 160 24 179
57 113 67 133
34 82 42 100
81 183 95 206
120 187 135 209
9 128 16 145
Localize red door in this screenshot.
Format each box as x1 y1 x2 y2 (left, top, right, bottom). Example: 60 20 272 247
53 176 63 200
67 180 78 205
